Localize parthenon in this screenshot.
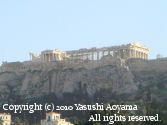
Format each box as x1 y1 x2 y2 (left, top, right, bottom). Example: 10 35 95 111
30 42 150 62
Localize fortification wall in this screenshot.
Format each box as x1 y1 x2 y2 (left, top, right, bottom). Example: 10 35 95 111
1 56 167 73
126 58 167 72
0 56 126 73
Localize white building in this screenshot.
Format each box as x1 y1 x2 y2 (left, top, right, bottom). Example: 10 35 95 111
0 113 11 125
41 112 73 125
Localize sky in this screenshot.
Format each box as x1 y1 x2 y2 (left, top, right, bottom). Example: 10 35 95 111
0 0 167 64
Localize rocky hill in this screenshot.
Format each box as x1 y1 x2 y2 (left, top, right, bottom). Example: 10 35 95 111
0 57 167 104
1 56 167 124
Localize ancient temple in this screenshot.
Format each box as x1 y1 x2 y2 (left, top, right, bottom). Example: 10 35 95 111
30 42 150 62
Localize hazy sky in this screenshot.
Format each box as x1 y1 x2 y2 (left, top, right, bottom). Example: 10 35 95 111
0 0 167 63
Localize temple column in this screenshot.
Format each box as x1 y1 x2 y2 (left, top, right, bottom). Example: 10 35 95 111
128 49 131 58
126 49 129 58
54 54 56 60
55 54 58 60
50 54 52 61
130 50 133 58
102 51 105 57
58 54 60 60
89 53 91 60
142 52 144 59
46 54 47 61
136 51 138 58
81 53 84 60
140 52 142 58
144 53 146 59
97 51 100 60
86 53 89 60
135 50 137 58
46 54 48 61
133 50 135 58
52 53 54 60
136 52 137 58
48 54 50 62
143 53 146 60
45 54 47 61
42 54 44 61
130 50 132 58
92 52 94 60
110 51 113 56
145 53 147 60
44 54 45 61
123 49 126 58
108 50 110 55
50 54 51 61
132 50 135 58
120 50 122 58
133 50 136 58
138 52 140 58
146 54 148 60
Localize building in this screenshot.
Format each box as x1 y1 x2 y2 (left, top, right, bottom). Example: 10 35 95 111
41 112 73 125
0 113 11 125
30 42 150 62
0 42 150 73
30 49 69 62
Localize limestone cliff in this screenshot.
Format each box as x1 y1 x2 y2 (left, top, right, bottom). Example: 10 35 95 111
0 57 167 104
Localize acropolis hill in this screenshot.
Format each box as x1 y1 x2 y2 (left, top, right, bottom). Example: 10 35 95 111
0 42 167 103
0 42 153 72
1 42 167 73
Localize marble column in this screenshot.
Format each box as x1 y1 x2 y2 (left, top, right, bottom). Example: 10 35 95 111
136 51 138 58
138 52 140 58
46 54 48 61
133 50 135 58
55 54 58 60
108 50 110 55
143 53 146 59
142 53 144 59
48 54 50 61
146 54 148 60
43 54 45 61
54 54 56 60
92 52 94 60
140 52 142 58
86 53 89 60
97 51 100 60
128 49 131 58
103 51 106 57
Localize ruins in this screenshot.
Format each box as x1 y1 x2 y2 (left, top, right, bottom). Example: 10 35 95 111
30 42 150 62
0 42 150 72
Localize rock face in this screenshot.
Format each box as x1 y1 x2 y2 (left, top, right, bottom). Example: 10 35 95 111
0 57 167 104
